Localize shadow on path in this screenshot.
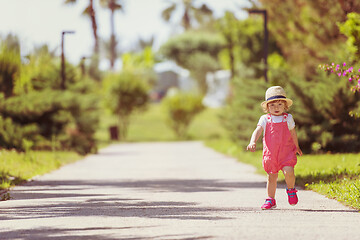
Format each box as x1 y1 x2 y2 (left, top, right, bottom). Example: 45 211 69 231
0 178 265 223
21 178 267 194
0 197 255 221
0 226 213 240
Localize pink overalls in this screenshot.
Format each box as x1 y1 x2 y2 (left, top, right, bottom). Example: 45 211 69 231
262 113 297 173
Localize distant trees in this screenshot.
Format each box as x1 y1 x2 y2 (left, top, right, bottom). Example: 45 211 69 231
160 31 224 95
161 0 213 30
65 0 99 55
100 0 123 70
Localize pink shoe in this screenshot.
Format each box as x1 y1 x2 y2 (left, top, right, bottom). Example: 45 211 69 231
261 197 276 210
286 188 298 206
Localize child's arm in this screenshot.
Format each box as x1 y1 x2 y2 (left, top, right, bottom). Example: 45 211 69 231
247 125 263 152
290 128 303 156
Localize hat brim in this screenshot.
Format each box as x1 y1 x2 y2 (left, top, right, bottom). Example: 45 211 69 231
261 98 293 109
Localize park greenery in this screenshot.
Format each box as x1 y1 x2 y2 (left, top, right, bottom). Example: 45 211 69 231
162 91 205 139
1 0 360 209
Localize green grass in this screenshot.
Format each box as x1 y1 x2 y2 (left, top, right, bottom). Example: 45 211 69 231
0 150 81 190
96 103 228 142
206 139 360 210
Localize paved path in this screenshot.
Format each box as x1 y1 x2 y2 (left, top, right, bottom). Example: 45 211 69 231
0 142 359 240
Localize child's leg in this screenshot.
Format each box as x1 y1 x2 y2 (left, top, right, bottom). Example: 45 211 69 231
282 166 295 189
267 172 278 198
283 166 298 205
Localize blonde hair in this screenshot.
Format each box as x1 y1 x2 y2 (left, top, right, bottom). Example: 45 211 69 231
262 100 289 113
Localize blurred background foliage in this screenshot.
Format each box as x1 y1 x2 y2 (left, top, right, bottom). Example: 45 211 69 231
1 0 360 155
162 90 205 139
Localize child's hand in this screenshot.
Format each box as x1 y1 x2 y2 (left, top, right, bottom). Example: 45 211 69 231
247 143 256 152
296 147 303 156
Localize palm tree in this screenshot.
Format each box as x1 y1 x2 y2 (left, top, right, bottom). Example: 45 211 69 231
64 0 99 55
136 36 155 51
161 0 213 30
100 0 123 70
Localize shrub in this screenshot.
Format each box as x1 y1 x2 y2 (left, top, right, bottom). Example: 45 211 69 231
288 71 360 153
0 115 39 150
162 91 205 139
0 38 100 155
103 71 149 140
0 44 20 98
220 78 268 149
0 90 99 155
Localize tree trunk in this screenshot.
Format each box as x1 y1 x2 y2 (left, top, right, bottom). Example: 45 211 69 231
89 0 99 54
110 6 116 70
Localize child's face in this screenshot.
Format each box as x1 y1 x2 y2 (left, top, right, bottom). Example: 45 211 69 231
268 101 286 116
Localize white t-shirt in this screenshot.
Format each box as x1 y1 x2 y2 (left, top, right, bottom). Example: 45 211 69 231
257 114 295 132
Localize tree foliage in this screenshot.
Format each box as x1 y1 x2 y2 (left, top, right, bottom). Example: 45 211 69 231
160 31 224 94
161 0 213 30
220 77 268 148
217 12 280 80
338 12 360 62
256 0 360 80
0 43 21 98
288 71 360 153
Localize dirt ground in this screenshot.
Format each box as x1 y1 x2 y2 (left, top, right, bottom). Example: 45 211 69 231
0 142 359 240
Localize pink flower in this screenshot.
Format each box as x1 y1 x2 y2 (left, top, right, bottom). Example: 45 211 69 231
338 73 342 76
343 62 346 66
349 78 352 82
343 72 347 76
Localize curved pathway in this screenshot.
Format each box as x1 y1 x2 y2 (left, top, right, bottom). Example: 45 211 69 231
0 142 359 239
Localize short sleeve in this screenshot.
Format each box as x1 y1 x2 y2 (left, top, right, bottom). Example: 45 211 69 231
287 114 295 130
257 115 267 131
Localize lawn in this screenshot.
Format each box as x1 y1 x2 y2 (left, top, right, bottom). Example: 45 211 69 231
96 103 228 143
0 150 81 192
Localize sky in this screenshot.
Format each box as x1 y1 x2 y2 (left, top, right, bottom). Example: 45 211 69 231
0 0 250 69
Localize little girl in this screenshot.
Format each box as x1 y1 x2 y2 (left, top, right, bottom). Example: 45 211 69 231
247 86 302 210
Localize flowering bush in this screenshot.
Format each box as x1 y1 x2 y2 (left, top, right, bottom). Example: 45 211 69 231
319 62 360 92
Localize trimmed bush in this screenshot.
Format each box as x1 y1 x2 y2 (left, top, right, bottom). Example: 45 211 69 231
162 91 205 139
103 71 150 140
0 90 99 155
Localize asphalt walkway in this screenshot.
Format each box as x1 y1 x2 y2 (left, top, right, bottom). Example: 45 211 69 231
0 142 359 240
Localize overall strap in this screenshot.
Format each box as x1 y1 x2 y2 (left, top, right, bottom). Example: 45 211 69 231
282 113 288 122
266 114 272 123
